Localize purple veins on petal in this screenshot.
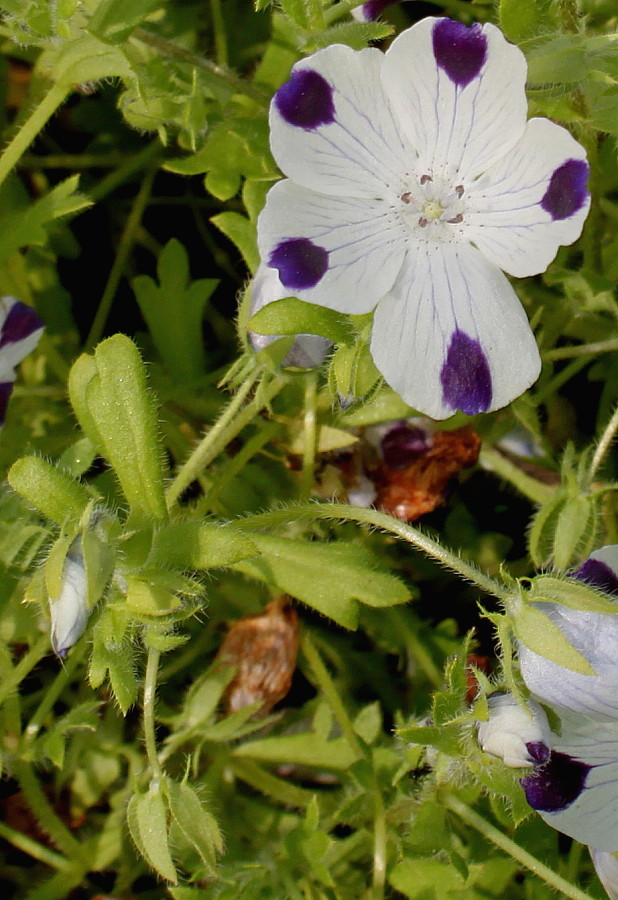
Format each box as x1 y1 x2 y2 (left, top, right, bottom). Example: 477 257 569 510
0 381 13 424
520 750 591 812
440 330 492 415
269 238 329 291
381 424 429 469
274 69 336 131
0 301 43 349
572 558 618 597
541 159 589 221
526 741 551 764
432 19 487 88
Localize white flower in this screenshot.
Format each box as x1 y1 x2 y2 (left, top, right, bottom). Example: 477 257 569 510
0 297 44 428
50 541 89 658
248 262 332 368
257 17 589 420
590 848 618 899
517 546 618 851
477 692 551 767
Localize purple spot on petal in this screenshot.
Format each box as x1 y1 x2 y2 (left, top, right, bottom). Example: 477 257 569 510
432 19 487 88
381 424 430 469
572 558 618 597
440 330 492 415
274 69 335 131
520 750 591 812
0 301 43 349
356 0 399 21
269 238 329 291
541 159 589 220
0 382 13 425
526 741 551 764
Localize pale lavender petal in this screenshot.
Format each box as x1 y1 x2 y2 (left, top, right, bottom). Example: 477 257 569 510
0 297 44 382
258 179 406 315
590 848 618 899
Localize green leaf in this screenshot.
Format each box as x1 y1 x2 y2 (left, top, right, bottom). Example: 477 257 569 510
69 335 167 521
49 33 134 82
8 456 92 526
88 0 161 43
389 857 466 898
151 521 258 569
132 239 218 382
398 723 462 756
307 20 394 51
0 177 91 269
499 0 554 42
210 211 259 273
89 616 138 715
513 603 596 675
248 297 355 344
233 731 360 769
82 529 115 607
166 780 223 875
127 786 178 883
525 34 587 87
233 533 410 629
553 495 598 570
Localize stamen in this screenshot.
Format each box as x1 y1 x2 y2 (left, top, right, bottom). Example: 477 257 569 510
418 217 429 228
420 174 432 185
447 213 463 224
455 184 464 198
401 192 413 204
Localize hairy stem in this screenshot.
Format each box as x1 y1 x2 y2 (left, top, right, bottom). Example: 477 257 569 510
143 647 164 784
589 405 618 483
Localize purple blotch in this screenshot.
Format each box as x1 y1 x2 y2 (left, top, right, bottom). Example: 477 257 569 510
269 238 329 291
357 0 399 21
520 750 591 812
0 382 13 424
274 69 336 131
541 159 589 221
526 741 551 765
0 301 43 349
440 330 492 415
432 19 487 89
572 558 618 597
381 424 430 469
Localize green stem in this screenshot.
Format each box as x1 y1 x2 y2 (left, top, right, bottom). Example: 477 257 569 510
557 0 581 34
300 372 318 500
143 647 164 783
85 166 157 349
88 139 161 204
301 632 364 760
0 633 49 709
533 356 590 406
229 758 314 808
444 794 594 900
24 644 86 744
0 82 69 192
13 760 86 862
237 503 510 601
389 609 444 689
0 820 71 871
165 370 284 510
588 405 618 483
133 28 268 106
371 773 387 900
543 338 618 361
203 420 281 512
480 446 557 506
211 0 228 67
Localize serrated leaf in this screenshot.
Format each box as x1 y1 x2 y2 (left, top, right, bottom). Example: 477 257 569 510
397 723 462 756
307 20 393 51
210 211 259 273
49 33 134 82
513 603 596 675
248 297 355 344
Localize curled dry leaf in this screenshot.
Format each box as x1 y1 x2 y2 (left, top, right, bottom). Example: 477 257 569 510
216 596 299 716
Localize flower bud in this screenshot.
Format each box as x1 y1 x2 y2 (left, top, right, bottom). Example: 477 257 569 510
248 263 331 368
477 693 551 768
50 541 88 658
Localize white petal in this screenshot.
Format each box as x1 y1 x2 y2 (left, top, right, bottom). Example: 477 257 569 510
465 119 590 277
269 44 414 197
257 179 405 314
50 549 89 658
477 693 551 768
381 18 528 180
369 241 540 420
519 602 618 720
0 296 44 382
526 715 618 851
590 848 618 899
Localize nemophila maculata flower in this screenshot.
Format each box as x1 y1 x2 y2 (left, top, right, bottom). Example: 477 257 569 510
515 546 618 852
248 262 332 368
0 297 44 427
257 17 590 419
477 692 552 768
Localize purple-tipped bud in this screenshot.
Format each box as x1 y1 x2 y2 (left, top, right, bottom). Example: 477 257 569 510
477 693 552 768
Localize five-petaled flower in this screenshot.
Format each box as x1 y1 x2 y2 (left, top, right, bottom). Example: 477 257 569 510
0 296 44 429
257 17 590 419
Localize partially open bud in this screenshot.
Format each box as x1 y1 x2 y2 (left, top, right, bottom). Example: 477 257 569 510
50 540 88 658
248 263 331 368
477 693 551 768
590 848 618 899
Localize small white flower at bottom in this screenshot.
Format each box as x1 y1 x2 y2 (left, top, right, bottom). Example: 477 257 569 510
50 542 88 658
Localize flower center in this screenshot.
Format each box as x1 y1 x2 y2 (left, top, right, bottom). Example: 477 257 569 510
399 174 466 235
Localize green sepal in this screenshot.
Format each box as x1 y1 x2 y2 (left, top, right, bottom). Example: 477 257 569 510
528 574 618 615
82 528 115 608
248 297 355 345
8 456 92 527
165 780 223 876
397 723 462 757
68 335 168 521
44 533 74 601
126 783 178 884
512 603 596 675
